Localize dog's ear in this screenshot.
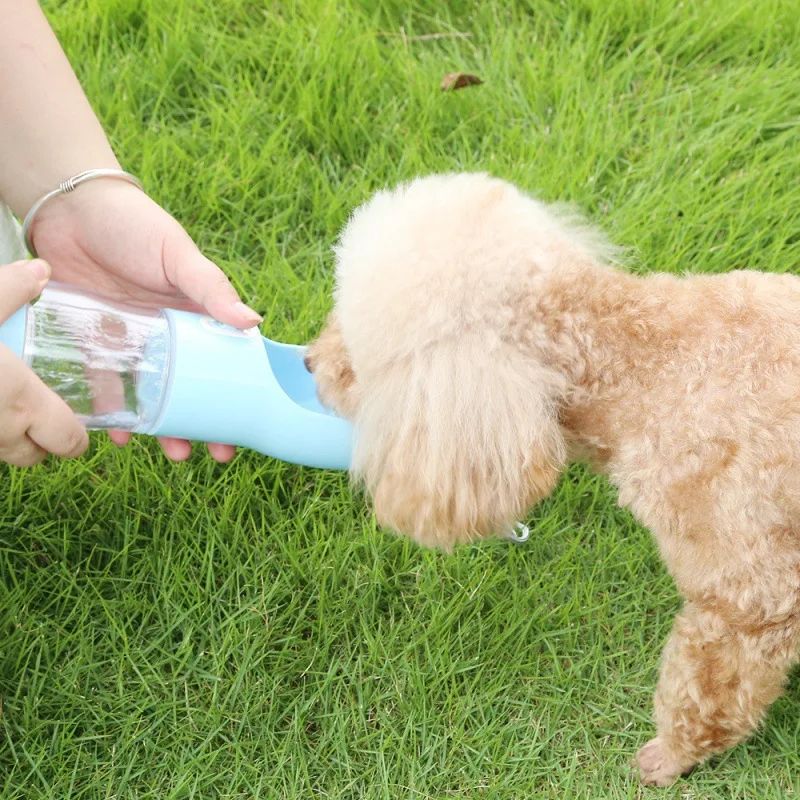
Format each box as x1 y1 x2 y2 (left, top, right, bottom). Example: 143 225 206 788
352 337 566 549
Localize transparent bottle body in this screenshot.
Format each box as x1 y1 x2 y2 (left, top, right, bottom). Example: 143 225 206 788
23 285 170 432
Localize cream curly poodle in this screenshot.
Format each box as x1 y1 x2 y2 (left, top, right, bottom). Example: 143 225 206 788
305 173 800 786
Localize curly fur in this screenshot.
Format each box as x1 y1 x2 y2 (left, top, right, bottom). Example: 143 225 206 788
305 173 800 785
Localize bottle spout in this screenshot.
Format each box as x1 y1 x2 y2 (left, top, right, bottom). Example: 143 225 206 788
259 336 353 469
262 338 341 418
147 309 353 470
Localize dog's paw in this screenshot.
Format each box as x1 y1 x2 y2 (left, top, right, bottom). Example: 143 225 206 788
636 738 689 787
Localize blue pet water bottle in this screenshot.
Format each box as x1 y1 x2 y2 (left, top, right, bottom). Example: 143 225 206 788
0 284 352 470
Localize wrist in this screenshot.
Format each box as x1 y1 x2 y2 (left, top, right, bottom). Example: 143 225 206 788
9 153 122 220
26 175 143 257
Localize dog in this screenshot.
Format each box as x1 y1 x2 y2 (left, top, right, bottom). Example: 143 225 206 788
305 173 800 785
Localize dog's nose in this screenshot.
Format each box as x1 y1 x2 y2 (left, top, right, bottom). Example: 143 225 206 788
303 354 314 373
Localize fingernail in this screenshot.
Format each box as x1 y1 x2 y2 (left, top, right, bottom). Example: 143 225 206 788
234 301 263 324
25 259 50 284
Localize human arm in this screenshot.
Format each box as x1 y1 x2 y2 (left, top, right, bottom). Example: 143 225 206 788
0 0 262 461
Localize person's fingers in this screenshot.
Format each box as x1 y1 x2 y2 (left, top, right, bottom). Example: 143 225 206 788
85 366 126 412
157 436 193 461
84 365 128 449
129 435 234 462
0 297 86 465
0 259 50 322
0 352 47 466
83 312 132 449
24 374 89 458
207 442 236 463
108 430 130 447
157 438 236 462
0 436 48 467
165 237 262 329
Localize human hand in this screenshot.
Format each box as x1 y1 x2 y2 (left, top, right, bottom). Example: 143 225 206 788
0 259 89 466
27 178 262 462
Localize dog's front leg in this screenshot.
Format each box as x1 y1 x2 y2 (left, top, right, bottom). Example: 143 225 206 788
637 601 799 786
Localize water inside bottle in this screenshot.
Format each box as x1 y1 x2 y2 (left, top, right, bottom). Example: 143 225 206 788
25 285 171 431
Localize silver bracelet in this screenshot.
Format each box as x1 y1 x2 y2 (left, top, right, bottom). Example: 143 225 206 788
22 168 144 257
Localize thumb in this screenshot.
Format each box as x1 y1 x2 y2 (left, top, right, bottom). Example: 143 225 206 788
0 259 51 323
166 236 262 329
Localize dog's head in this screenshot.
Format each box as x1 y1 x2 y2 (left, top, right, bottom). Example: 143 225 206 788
306 173 604 548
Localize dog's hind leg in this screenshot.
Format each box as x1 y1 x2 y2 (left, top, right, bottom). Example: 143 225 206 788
637 601 799 786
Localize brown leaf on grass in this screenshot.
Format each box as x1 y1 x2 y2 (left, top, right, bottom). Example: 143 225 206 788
440 72 483 91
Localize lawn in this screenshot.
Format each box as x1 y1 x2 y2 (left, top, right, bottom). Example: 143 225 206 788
1 0 799 797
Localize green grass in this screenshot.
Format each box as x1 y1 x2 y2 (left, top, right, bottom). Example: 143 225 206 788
2 0 800 796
